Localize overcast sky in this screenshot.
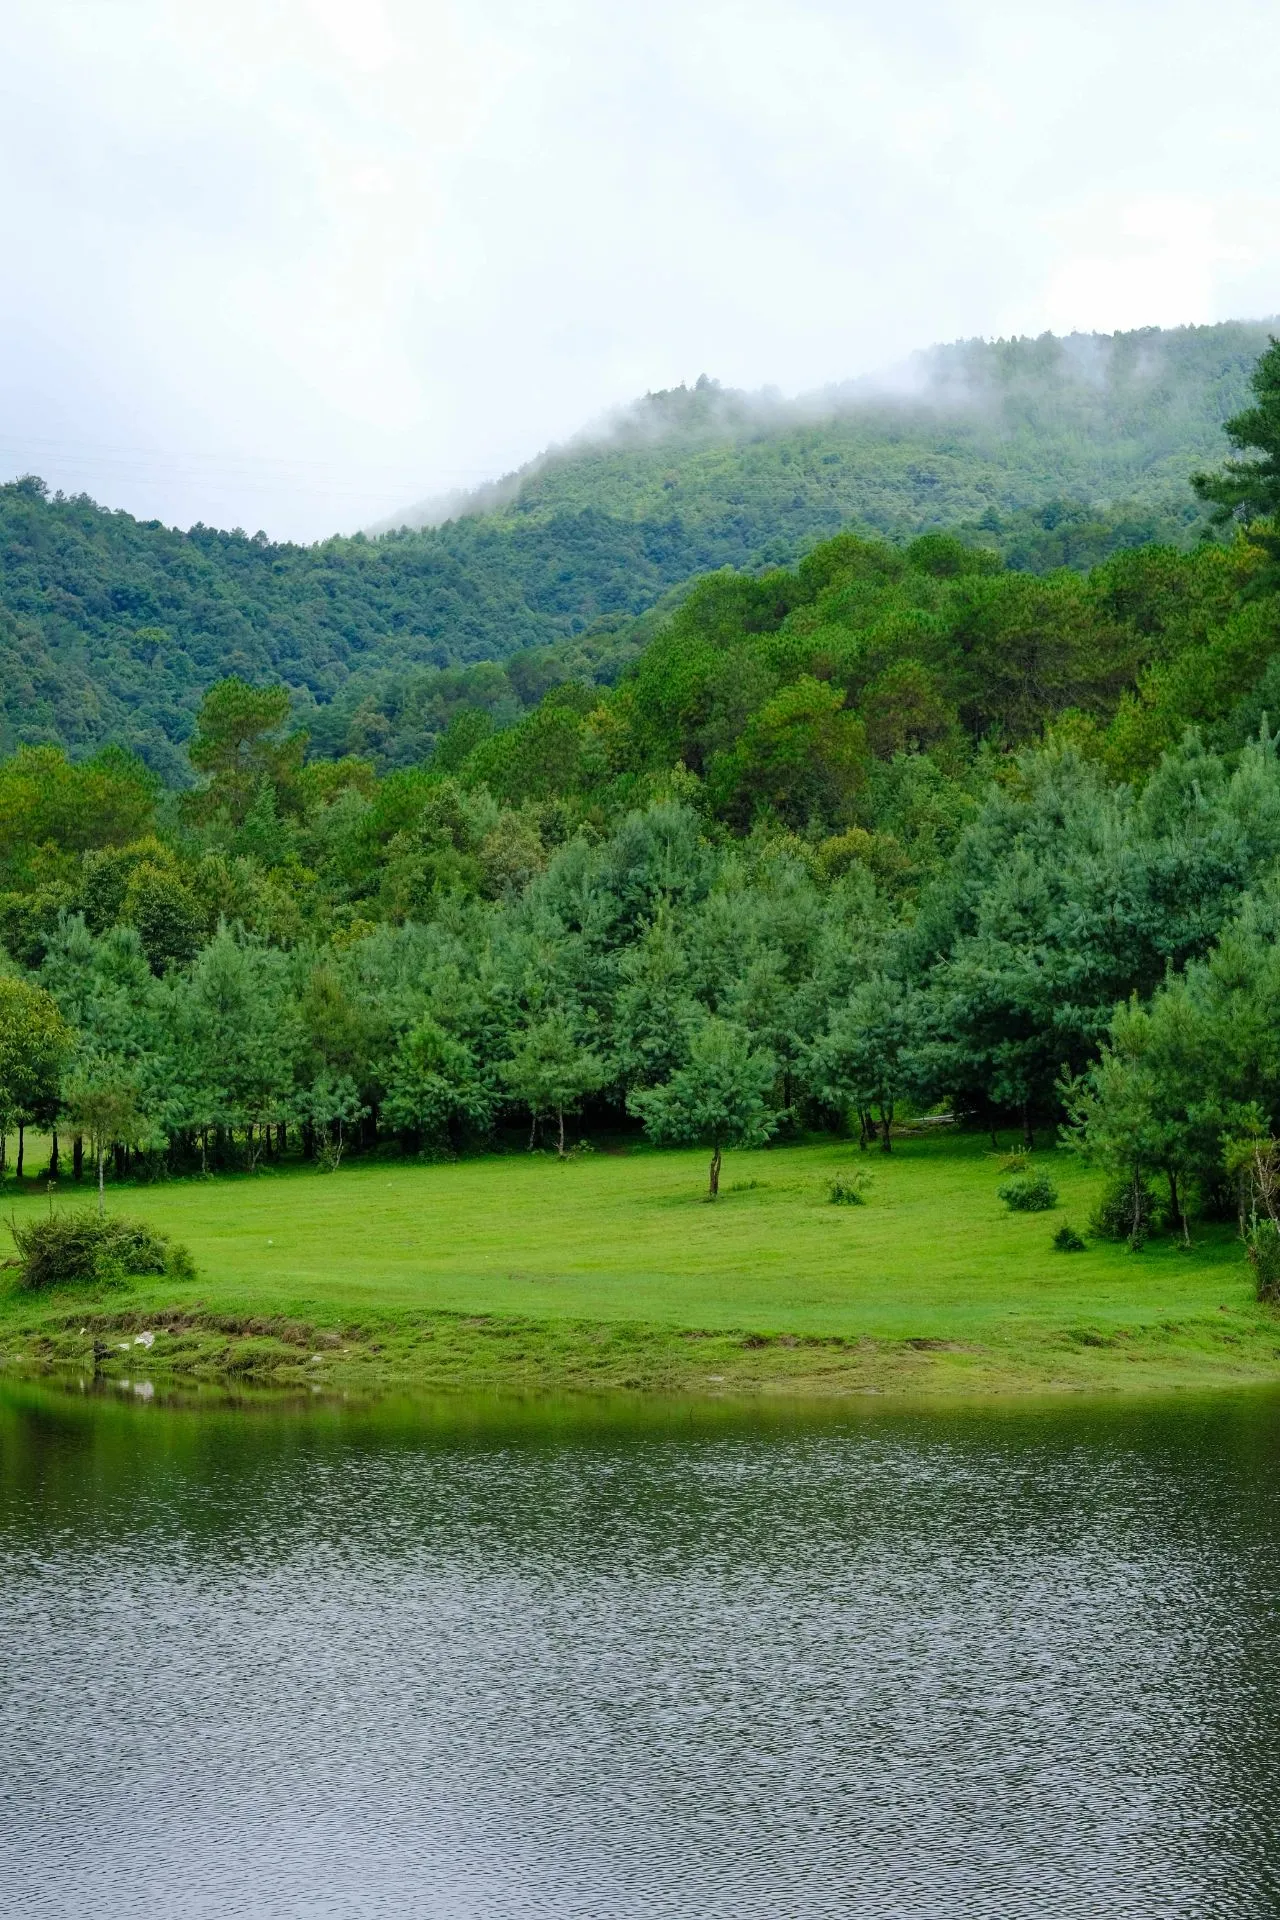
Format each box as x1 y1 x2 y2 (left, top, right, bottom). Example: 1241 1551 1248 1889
3 0 1279 541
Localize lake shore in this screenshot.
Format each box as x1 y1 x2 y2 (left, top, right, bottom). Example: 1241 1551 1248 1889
3 1134 1279 1400
4 1298 1280 1400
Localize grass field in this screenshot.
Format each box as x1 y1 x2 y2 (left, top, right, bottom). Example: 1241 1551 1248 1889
2 1132 1278 1398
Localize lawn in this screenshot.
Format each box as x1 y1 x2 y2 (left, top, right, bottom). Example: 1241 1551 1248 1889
1 1133 1276 1397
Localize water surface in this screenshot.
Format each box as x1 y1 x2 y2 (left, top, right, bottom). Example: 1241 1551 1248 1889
3 1381 1280 1918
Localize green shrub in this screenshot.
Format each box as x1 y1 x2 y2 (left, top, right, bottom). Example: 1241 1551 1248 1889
1247 1221 1280 1302
9 1211 195 1291
998 1172 1058 1212
828 1171 872 1206
1053 1223 1086 1252
998 1151 1031 1175
1090 1176 1155 1249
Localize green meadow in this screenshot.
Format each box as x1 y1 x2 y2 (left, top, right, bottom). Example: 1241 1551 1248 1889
2 1132 1277 1397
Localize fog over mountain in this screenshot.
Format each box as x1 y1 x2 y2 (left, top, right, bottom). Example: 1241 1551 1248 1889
372 321 1275 535
1 318 1269 778
6 2 1280 538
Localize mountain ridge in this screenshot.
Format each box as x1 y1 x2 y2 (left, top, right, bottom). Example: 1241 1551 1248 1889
1 319 1272 776
371 321 1276 534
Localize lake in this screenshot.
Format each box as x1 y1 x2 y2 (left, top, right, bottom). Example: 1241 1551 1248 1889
3 1379 1280 1917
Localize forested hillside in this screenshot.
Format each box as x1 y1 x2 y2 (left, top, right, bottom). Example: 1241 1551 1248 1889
6 330 1280 1270
391 322 1266 542
1 322 1268 777
5 334 1280 1248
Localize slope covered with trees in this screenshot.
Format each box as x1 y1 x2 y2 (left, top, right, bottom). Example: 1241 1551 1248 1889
3 337 1280 1234
7 336 1280 1267
1 322 1268 776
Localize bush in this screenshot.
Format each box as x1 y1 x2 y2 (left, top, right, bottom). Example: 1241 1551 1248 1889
1248 1222 1280 1302
9 1211 195 1291
1053 1223 1086 1252
998 1151 1031 1175
828 1171 872 1206
1090 1176 1155 1249
998 1172 1058 1212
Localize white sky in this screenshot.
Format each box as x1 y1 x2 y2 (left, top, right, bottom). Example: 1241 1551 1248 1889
3 0 1279 540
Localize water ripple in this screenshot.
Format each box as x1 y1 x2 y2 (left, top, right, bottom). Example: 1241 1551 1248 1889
2 1391 1279 1917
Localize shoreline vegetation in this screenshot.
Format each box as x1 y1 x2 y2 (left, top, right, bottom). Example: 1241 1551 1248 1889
4 1134 1278 1402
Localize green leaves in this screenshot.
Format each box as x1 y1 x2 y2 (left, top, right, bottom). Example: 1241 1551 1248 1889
0 974 70 1127
501 1013 605 1152
1193 337 1280 550
184 679 307 829
628 1018 778 1192
384 1016 493 1151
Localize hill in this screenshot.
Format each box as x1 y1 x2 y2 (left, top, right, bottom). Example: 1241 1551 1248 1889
0 321 1270 776
385 322 1268 547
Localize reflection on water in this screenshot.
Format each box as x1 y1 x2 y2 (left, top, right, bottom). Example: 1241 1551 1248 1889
3 1382 1280 1918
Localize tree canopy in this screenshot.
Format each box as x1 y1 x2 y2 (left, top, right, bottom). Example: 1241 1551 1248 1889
4 334 1280 1254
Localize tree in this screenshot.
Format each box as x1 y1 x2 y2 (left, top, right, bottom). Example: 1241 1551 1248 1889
0 745 157 902
182 927 302 1168
628 1017 777 1196
63 1077 144 1214
502 1012 605 1155
184 679 306 827
1193 338 1280 567
300 1071 365 1171
122 860 203 972
862 660 959 760
612 915 699 1090
0 976 70 1179
812 973 917 1152
1060 985 1223 1245
709 677 870 831
384 1016 493 1153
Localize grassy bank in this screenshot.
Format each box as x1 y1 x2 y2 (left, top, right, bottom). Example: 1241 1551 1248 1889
2 1133 1277 1398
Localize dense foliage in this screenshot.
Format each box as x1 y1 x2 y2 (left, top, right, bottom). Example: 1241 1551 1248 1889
2 323 1265 775
6 336 1280 1233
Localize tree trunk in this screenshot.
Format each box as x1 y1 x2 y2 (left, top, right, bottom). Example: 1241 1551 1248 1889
1129 1169 1145 1246
879 1104 893 1153
1167 1169 1191 1246
709 1143 722 1198
858 1109 870 1152
557 1108 566 1158
97 1146 106 1217
15 1124 23 1179
73 1133 83 1181
49 1128 59 1180
528 1112 538 1151
276 1121 287 1157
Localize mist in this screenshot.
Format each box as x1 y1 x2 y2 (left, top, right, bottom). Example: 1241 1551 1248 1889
373 322 1278 534
3 1 1280 541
